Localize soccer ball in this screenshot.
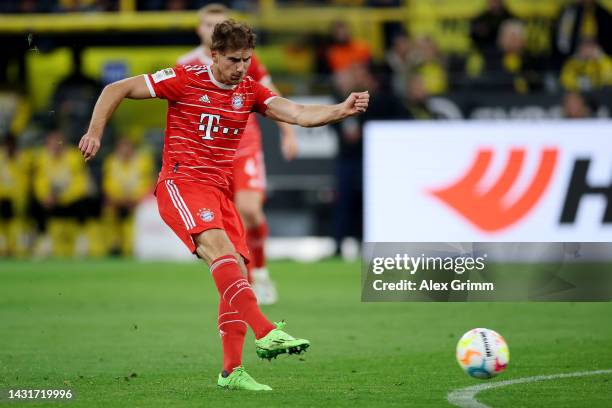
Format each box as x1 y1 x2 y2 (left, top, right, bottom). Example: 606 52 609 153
456 328 509 379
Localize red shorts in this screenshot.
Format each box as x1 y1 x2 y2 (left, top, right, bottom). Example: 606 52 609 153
233 151 266 194
156 179 250 262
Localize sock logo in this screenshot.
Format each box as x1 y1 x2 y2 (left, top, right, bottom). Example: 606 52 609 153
236 281 250 289
429 148 558 232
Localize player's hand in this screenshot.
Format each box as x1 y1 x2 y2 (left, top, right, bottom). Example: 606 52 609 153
280 127 298 161
342 91 370 117
78 132 102 162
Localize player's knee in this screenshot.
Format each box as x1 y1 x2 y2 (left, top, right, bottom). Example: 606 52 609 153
196 242 238 264
194 230 238 264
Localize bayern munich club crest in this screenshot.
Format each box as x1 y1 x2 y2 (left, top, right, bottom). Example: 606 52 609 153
231 94 244 110
197 208 215 223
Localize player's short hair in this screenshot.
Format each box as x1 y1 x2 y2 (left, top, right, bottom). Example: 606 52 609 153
198 3 229 18
211 19 256 53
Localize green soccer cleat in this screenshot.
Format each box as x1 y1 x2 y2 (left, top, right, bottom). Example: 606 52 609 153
255 321 310 360
217 367 272 391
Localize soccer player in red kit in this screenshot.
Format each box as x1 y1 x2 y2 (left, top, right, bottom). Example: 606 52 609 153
178 4 297 305
78 20 369 391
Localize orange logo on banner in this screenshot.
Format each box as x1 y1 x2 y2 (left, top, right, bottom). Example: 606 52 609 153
430 148 558 232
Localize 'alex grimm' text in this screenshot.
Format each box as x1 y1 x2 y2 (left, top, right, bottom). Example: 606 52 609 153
372 279 495 292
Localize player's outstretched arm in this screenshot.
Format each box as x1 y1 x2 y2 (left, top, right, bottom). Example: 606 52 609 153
79 76 153 162
265 91 369 128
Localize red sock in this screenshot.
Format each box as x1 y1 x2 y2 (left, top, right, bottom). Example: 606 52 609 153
210 255 275 339
247 221 268 269
218 299 246 374
246 263 253 284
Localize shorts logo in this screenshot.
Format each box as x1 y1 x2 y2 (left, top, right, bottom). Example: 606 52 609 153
198 208 215 223
231 94 244 110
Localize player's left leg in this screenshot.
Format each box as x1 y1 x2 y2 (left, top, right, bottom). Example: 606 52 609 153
217 298 271 391
218 298 246 374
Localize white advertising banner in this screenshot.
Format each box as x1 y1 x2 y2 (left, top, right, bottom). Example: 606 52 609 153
364 120 612 242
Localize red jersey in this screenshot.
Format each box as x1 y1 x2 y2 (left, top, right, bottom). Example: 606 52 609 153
177 47 271 157
143 65 276 194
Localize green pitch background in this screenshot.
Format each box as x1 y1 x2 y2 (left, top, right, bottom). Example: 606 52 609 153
1 259 610 407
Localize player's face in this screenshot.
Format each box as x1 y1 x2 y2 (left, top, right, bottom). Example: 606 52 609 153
212 48 252 85
197 13 227 46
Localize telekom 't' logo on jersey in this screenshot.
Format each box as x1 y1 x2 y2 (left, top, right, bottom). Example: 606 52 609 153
429 148 558 232
199 114 220 140
198 113 240 141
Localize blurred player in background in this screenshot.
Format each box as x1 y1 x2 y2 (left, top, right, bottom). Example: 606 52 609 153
78 20 369 391
178 3 299 305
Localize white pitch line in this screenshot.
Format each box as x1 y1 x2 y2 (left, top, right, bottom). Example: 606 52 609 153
447 369 612 408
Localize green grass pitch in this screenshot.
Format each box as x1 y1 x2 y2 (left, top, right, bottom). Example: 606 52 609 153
1 259 610 407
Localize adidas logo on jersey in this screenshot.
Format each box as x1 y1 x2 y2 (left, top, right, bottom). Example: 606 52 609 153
199 94 211 103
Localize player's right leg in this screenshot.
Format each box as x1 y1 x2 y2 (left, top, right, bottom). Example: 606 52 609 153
156 181 268 388
193 228 276 339
197 232 272 390
194 228 310 361
156 181 308 373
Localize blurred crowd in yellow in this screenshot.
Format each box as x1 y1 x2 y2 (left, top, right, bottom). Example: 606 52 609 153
317 0 611 123
1 0 611 257
0 131 154 258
